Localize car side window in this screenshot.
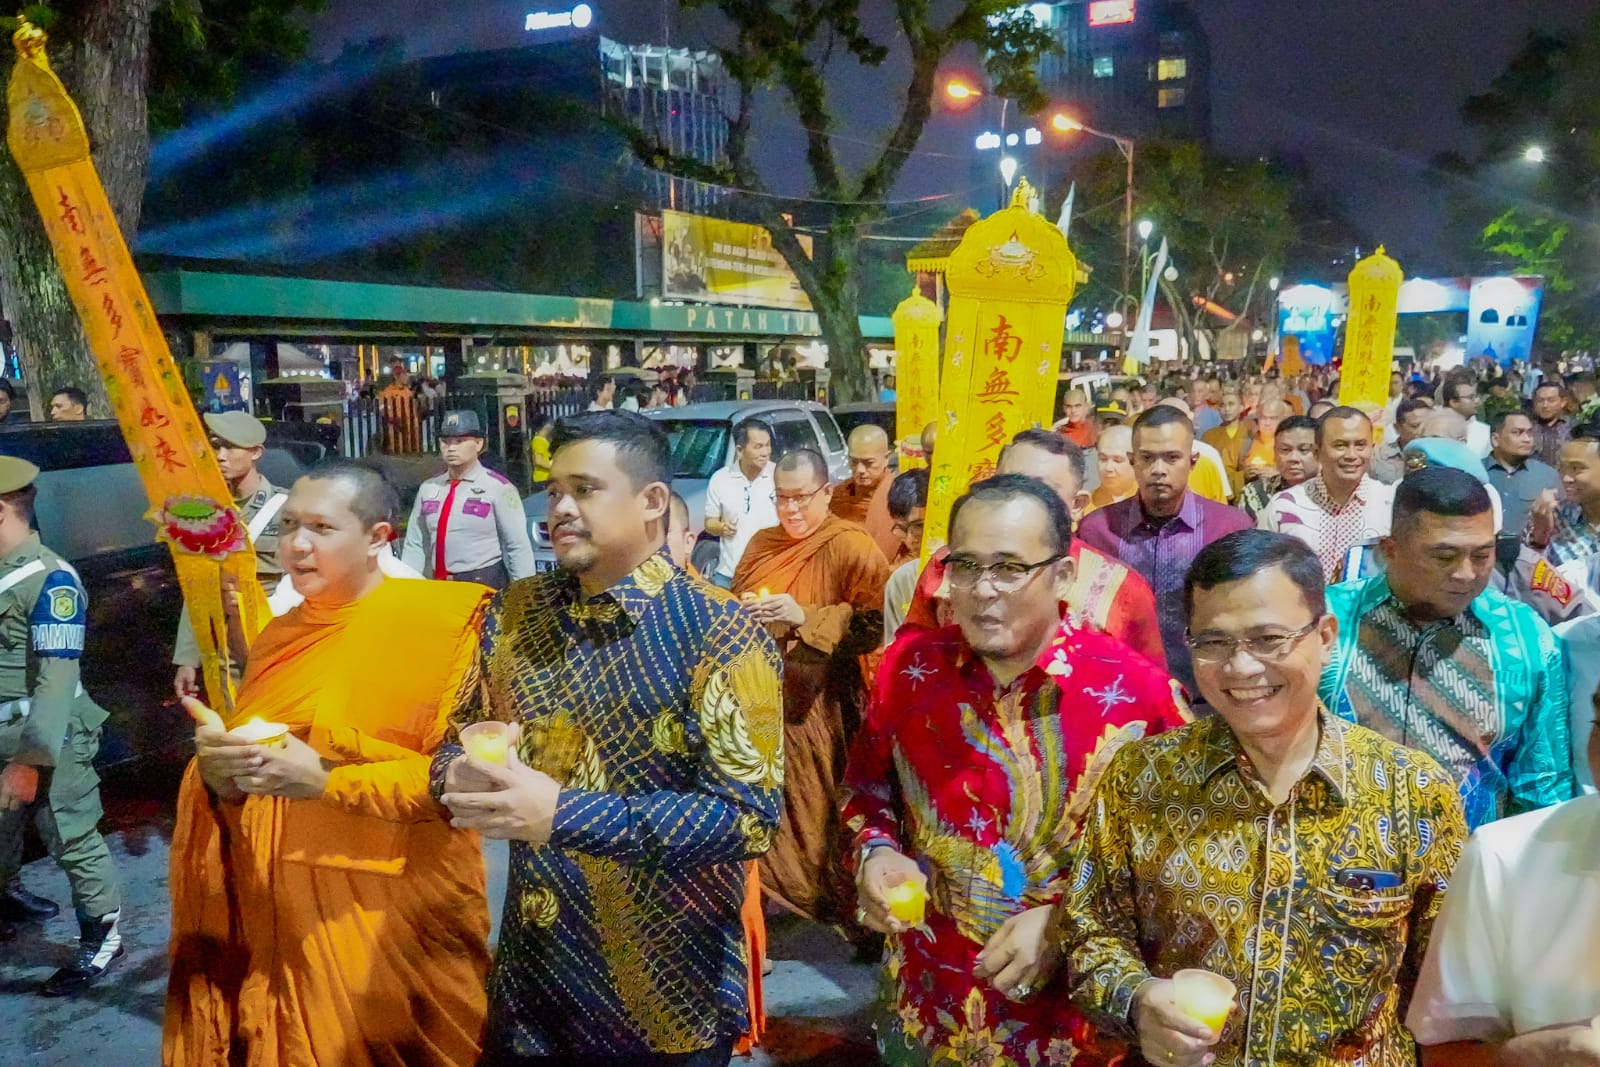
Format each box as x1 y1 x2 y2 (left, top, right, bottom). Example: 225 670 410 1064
766 413 822 460
813 410 846 457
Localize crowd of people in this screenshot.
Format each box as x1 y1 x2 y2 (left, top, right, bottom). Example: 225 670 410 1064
0 355 1597 1067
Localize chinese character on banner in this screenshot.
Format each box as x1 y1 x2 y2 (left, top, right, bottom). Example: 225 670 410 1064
976 366 1018 405
55 187 82 234
1338 247 1403 414
984 315 1023 364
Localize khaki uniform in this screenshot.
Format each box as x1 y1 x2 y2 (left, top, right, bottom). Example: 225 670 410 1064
0 533 119 921
171 480 286 669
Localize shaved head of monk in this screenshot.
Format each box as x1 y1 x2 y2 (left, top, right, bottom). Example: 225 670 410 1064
773 448 834 539
921 421 937 462
282 461 398 606
846 424 891 491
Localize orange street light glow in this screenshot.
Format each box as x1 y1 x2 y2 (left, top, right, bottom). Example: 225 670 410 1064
1051 113 1084 132
946 81 980 100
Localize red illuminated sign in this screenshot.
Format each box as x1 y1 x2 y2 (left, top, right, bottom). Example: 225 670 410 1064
1088 0 1136 27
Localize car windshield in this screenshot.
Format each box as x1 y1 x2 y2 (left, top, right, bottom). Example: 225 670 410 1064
658 418 731 479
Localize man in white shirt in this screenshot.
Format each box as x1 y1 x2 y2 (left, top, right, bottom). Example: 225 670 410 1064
1407 717 1600 1065
1443 374 1493 457
701 416 777 588
1257 406 1394 581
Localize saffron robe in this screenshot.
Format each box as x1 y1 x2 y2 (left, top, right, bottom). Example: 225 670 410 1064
734 516 889 920
163 578 493 1067
829 476 900 564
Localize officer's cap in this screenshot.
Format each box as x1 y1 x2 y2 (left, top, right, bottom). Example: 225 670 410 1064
1402 438 1489 484
0 456 39 494
203 411 268 448
440 410 486 438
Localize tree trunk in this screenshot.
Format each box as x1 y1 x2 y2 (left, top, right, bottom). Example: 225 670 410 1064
0 0 156 418
813 224 872 405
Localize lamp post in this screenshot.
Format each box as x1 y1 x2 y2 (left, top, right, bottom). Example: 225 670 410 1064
947 79 1016 210
1051 113 1136 318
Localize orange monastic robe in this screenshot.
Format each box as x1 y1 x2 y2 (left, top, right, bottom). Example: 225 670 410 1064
163 579 493 1067
829 475 900 563
734 516 889 921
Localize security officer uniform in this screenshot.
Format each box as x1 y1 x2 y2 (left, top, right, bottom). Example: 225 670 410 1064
400 410 537 590
172 411 286 676
0 456 124 995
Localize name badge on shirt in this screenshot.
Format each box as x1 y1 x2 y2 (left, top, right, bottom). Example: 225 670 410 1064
421 498 441 516
463 499 492 518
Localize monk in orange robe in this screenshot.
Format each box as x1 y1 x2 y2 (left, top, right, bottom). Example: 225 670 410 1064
163 463 491 1067
736 448 889 921
829 424 901 563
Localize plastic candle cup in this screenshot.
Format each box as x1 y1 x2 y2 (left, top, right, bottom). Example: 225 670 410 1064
759 587 772 598
460 721 512 765
230 716 288 750
1172 969 1235 1034
884 879 927 926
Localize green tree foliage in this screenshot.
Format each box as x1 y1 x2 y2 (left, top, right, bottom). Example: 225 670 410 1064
615 1 1056 403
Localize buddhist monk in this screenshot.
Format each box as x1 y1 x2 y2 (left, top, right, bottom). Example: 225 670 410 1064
735 448 889 921
830 424 901 562
164 461 491 1067
922 421 938 465
1087 425 1136 512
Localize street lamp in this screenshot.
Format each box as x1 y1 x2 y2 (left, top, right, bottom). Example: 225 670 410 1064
999 155 1019 197
946 80 981 102
1051 112 1137 320
1137 219 1154 241
1523 144 1547 164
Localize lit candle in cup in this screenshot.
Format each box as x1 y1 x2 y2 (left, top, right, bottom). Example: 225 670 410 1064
460 721 512 765
230 716 288 749
759 587 771 598
884 879 927 926
1172 969 1235 1034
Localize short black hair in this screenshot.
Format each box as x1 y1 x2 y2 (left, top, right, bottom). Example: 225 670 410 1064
948 474 1073 556
887 468 929 521
302 460 400 530
1572 420 1600 446
774 446 830 485
1275 414 1318 439
733 417 773 448
0 379 13 400
51 385 87 407
1489 407 1532 434
1534 380 1564 397
587 374 613 401
1314 405 1372 446
0 483 37 523
1395 397 1430 425
1003 428 1088 489
1132 403 1194 439
1392 466 1493 537
549 410 671 489
1184 529 1326 623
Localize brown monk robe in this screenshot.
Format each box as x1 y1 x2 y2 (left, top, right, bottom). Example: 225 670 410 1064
735 449 889 921
164 466 491 1067
829 424 902 563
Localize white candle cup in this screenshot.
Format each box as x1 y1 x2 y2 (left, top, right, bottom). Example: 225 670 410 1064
229 717 289 750
460 721 513 765
1172 969 1236 1034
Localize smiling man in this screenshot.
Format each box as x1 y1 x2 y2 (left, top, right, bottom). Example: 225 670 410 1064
165 461 494 1066
736 447 888 924
1061 530 1466 1067
1320 466 1575 830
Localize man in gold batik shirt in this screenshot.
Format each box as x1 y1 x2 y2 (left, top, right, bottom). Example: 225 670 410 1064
1060 530 1467 1067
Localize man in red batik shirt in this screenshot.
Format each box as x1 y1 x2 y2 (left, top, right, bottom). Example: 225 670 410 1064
843 474 1188 1067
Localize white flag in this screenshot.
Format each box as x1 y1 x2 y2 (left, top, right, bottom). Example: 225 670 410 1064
1127 237 1169 365
1056 183 1076 241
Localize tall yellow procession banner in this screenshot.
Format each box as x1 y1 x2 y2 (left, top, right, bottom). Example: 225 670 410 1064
7 21 268 709
923 178 1077 560
1338 246 1403 416
891 287 941 470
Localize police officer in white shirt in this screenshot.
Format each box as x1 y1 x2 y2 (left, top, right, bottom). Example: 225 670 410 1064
701 417 777 589
400 410 536 589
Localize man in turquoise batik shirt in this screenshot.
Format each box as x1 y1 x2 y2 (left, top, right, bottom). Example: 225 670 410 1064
1320 467 1574 829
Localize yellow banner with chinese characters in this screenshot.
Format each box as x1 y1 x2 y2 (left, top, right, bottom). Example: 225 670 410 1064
922 179 1078 561
7 21 268 710
892 288 941 470
1339 246 1403 415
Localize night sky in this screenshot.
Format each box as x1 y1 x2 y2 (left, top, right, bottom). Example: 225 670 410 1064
310 0 1592 276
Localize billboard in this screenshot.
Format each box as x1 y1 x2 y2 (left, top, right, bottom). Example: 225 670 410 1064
1088 0 1136 27
661 210 813 312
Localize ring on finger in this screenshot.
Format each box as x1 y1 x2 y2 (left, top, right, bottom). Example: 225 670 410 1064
1014 983 1032 999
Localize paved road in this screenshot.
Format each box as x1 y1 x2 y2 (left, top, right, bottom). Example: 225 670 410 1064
1 824 879 1066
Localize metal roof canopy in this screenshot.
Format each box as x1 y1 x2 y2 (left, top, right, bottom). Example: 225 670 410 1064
145 270 893 341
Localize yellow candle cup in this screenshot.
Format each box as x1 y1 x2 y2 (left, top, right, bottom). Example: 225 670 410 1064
460 721 512 765
230 716 288 750
1172 969 1235 1034
884 880 927 926
758 587 771 598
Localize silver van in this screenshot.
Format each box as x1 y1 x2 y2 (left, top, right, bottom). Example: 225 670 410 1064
522 400 850 575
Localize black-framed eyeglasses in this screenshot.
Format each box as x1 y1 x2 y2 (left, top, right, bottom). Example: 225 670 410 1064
1185 620 1322 664
775 485 827 510
946 553 1065 593
892 519 926 538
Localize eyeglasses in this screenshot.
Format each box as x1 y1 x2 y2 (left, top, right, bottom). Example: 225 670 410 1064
1185 620 1322 664
946 553 1065 593
892 519 925 538
774 485 827 509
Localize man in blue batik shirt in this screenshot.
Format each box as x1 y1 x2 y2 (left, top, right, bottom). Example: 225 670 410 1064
435 412 784 1066
1320 467 1574 830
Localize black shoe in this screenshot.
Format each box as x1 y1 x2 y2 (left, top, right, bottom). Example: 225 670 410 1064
0 884 60 923
39 910 123 998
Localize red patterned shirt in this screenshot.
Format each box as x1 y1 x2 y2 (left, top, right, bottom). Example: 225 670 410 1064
842 619 1190 1067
